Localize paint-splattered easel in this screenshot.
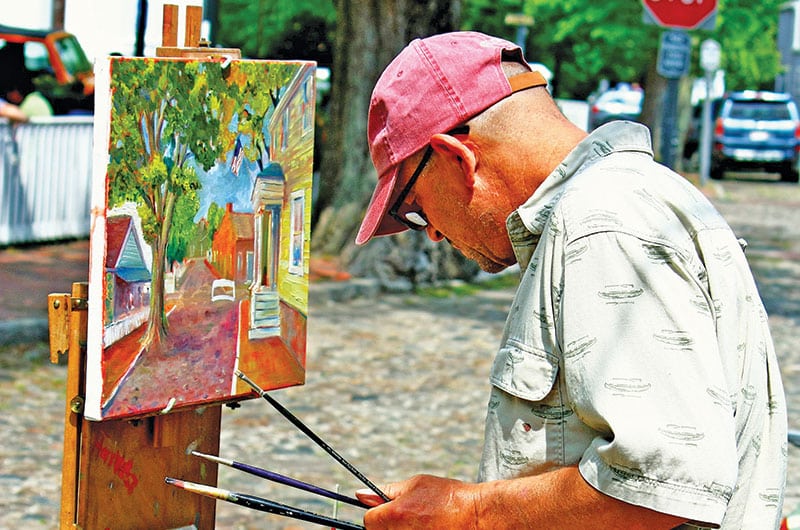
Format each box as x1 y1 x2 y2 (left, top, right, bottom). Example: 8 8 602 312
50 6 241 528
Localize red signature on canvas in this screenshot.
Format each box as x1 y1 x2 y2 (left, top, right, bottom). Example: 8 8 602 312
92 433 139 494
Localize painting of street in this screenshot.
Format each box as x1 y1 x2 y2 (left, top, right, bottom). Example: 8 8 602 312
84 55 316 421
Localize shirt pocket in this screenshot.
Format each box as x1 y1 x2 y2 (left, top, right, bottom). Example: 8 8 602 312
489 339 559 401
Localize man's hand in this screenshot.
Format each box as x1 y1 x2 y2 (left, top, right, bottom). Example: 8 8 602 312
356 474 480 529
355 467 689 530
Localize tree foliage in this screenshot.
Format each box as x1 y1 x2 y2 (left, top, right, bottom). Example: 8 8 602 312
461 0 785 99
216 0 335 61
706 0 784 91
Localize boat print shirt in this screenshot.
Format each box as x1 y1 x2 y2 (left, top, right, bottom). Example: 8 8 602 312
477 121 787 529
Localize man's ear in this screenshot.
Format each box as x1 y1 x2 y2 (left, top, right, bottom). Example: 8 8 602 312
429 132 477 189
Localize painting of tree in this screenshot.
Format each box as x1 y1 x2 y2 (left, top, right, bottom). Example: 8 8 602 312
86 55 315 421
106 58 297 348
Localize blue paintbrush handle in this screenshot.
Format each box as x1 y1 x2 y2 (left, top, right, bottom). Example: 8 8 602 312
233 460 370 508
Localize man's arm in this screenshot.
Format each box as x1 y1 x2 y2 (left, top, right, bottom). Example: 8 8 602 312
0 100 29 122
358 467 687 530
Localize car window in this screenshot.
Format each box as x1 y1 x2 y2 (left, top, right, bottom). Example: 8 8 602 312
729 101 793 121
54 35 92 75
598 90 643 106
22 41 51 72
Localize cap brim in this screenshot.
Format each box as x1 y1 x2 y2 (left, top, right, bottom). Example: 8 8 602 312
355 166 409 245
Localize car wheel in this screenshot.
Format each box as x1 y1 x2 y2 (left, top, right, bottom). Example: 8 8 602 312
780 167 800 183
710 164 724 180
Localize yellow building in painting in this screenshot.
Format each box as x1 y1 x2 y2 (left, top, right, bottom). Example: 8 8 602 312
248 64 315 357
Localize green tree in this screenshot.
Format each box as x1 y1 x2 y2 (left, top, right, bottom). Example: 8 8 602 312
217 0 335 59
461 0 784 99
706 0 783 91
207 201 226 234
311 0 476 289
107 58 296 348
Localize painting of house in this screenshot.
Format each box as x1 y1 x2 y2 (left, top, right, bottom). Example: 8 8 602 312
85 55 315 421
103 215 151 343
210 203 254 283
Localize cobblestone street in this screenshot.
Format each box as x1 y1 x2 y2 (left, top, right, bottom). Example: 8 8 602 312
1 173 800 529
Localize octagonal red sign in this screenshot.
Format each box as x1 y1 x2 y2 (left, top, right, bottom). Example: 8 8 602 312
642 0 717 30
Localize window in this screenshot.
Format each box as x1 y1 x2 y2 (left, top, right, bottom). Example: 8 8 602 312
302 76 313 133
288 190 305 275
729 102 793 121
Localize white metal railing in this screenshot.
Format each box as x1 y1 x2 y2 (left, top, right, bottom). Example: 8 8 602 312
0 115 93 245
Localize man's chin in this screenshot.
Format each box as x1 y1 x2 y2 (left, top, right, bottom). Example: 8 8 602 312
448 240 515 273
469 251 515 273
478 260 511 274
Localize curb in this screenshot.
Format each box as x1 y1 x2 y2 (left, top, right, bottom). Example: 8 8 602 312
0 279 382 348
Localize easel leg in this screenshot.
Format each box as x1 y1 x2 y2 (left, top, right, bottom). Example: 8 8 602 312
52 282 87 528
52 282 220 529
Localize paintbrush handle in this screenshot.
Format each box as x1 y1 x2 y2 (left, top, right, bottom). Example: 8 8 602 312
166 478 364 530
232 460 369 509
192 451 368 508
233 491 365 530
236 370 390 502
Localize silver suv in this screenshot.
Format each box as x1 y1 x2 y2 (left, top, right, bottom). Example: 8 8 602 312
711 91 800 182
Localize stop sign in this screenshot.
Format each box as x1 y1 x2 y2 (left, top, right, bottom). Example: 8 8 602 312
642 0 717 30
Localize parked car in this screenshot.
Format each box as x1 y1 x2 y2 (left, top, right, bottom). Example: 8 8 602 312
711 90 800 182
682 97 723 167
0 24 94 115
588 86 644 130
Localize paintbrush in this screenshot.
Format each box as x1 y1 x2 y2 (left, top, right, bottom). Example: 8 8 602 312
235 369 390 502
164 477 365 530
191 450 369 509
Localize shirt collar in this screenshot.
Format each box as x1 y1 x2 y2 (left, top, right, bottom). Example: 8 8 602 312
506 121 654 268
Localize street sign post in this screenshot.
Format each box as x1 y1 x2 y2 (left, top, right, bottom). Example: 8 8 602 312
504 13 534 54
658 30 691 170
699 39 721 187
657 30 691 79
642 0 717 31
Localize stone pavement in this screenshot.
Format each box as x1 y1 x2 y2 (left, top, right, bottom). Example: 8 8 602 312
1 174 800 529
0 239 89 346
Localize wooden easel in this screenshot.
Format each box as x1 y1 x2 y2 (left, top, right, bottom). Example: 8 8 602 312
51 282 223 529
51 6 242 529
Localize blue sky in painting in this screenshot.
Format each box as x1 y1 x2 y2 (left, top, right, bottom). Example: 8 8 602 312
193 104 277 223
193 145 258 222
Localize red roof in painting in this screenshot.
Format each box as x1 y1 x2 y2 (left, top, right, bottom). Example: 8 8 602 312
230 212 254 240
106 215 133 268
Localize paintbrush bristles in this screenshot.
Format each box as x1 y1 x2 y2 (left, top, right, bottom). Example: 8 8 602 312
191 450 233 466
235 370 265 396
165 477 230 501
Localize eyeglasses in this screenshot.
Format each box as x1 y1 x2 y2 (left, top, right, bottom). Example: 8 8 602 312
388 126 469 231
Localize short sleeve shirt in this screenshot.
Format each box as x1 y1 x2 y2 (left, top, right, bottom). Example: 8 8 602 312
477 121 787 529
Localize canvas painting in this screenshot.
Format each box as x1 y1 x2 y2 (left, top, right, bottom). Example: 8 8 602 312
85 55 316 421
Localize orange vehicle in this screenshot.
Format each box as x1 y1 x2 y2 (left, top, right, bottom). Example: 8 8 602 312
0 24 94 114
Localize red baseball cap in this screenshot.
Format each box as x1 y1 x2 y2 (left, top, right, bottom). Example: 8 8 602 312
356 31 547 245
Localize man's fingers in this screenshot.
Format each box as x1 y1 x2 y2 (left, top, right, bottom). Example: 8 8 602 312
355 488 390 507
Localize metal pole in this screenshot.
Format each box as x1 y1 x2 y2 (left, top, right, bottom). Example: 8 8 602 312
698 39 721 187
515 26 529 52
699 70 714 187
661 77 680 169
